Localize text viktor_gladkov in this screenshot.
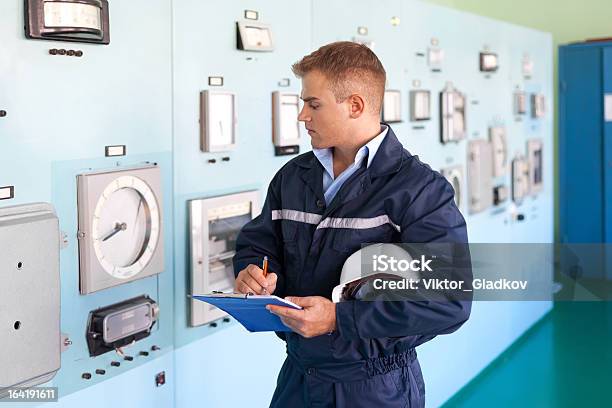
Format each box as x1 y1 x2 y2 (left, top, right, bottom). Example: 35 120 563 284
372 278 528 291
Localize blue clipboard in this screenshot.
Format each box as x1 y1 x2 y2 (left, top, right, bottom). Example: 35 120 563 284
193 294 302 332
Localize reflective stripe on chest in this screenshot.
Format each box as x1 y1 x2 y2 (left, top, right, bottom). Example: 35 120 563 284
271 209 400 232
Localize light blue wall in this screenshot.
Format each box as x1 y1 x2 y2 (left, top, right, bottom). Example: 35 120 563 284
0 0 552 407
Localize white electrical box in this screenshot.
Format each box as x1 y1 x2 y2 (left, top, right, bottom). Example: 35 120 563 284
382 90 402 123
489 126 508 177
441 165 464 210
200 90 237 152
189 191 261 326
512 155 530 204
410 90 431 121
527 139 543 195
0 203 60 397
272 92 301 156
531 94 546 119
440 83 466 144
236 21 274 51
467 140 493 214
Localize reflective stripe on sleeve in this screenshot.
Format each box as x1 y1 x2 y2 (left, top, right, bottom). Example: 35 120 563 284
271 209 322 224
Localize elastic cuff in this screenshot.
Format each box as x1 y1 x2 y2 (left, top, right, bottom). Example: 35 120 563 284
336 301 360 340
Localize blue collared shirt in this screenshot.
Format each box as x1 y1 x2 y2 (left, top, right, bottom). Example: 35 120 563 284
313 125 389 205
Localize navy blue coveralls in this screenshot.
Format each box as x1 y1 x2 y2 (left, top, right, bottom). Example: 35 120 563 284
233 126 471 408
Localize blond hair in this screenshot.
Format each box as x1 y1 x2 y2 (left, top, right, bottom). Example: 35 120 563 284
292 41 386 114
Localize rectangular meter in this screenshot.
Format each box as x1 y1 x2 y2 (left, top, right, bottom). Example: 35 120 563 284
189 191 261 326
512 156 530 204
200 91 237 152
25 0 110 44
272 92 301 155
489 126 508 177
480 52 499 72
527 139 543 194
514 91 527 115
467 140 493 214
86 296 158 357
428 47 444 71
440 84 466 144
531 94 546 118
236 21 274 51
522 56 534 77
410 90 431 121
382 90 402 123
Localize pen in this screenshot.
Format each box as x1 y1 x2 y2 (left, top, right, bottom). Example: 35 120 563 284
262 256 268 278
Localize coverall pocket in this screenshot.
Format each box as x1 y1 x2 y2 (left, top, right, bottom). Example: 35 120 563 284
333 368 410 408
406 358 426 407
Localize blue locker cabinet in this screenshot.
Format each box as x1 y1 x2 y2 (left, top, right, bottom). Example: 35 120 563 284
559 40 612 280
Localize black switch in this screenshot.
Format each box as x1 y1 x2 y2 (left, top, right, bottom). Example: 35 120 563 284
82 373 92 380
517 214 525 221
124 356 134 361
316 199 325 209
210 322 218 328
151 345 161 351
139 351 149 357
95 369 106 375
111 361 120 367
0 110 6 117
155 371 166 387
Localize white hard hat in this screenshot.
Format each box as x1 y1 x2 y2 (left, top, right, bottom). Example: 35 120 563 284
331 243 421 302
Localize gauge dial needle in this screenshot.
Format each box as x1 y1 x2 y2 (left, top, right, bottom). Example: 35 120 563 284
101 222 127 242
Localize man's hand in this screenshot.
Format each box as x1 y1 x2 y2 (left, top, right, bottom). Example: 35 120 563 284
235 264 277 295
267 296 336 338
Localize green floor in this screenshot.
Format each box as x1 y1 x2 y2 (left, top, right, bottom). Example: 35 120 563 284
443 302 612 407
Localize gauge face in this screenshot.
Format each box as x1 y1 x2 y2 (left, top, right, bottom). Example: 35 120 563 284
91 176 160 279
450 173 461 208
245 25 272 48
43 2 102 30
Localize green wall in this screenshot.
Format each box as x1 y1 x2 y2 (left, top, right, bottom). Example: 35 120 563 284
425 0 612 44
425 0 612 240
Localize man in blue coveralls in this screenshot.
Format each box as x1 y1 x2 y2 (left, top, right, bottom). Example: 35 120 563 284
233 42 471 408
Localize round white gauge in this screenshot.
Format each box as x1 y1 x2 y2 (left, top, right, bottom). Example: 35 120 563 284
449 172 462 208
91 176 160 279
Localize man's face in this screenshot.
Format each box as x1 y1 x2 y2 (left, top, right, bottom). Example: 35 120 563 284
298 70 350 149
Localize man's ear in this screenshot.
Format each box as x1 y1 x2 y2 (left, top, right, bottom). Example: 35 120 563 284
347 94 366 118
